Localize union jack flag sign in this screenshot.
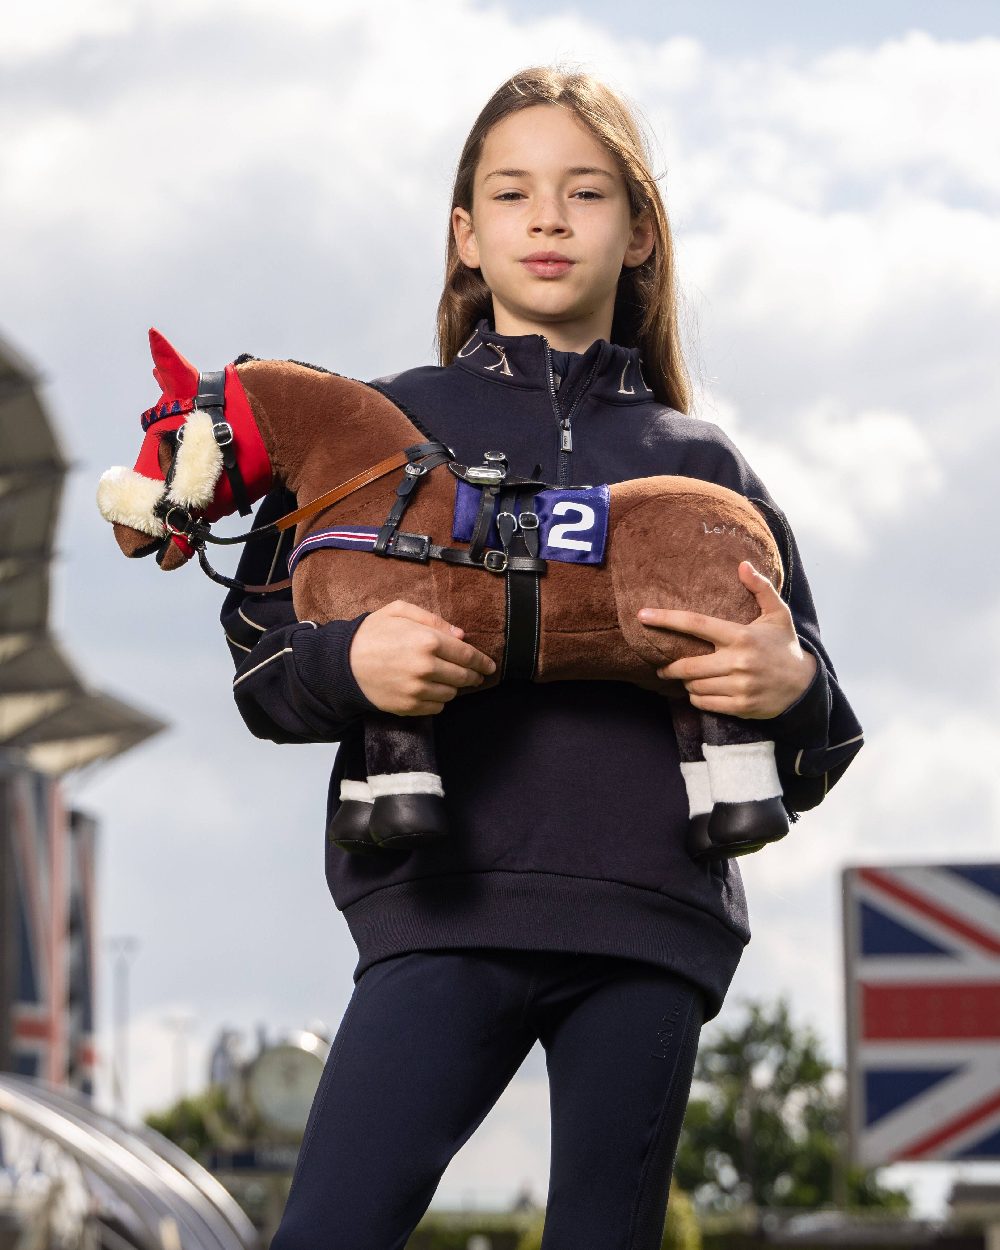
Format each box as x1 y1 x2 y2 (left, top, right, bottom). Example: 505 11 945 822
843 863 1000 1166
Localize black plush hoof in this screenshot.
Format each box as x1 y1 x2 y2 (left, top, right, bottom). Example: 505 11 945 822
685 812 714 861
327 800 385 855
696 797 790 862
369 793 450 850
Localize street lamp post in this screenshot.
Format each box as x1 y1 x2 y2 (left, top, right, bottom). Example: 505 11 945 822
107 935 139 1122
163 1011 195 1103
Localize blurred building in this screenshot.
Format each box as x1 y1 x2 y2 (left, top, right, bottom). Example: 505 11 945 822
0 329 164 1092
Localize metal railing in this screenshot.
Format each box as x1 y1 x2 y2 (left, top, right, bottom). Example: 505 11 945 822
0 1074 261 1250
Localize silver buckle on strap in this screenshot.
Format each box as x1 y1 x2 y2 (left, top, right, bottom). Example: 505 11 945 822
465 465 505 484
483 550 508 573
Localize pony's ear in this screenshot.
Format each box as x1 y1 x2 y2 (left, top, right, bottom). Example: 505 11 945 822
149 327 199 399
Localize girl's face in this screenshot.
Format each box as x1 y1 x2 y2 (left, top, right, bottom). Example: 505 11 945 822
452 104 654 352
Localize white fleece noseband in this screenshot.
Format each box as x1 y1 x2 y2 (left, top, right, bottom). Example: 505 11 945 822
97 411 225 538
96 465 167 537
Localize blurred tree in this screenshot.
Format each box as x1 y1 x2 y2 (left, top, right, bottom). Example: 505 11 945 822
143 1084 231 1160
514 1183 700 1249
673 998 910 1213
662 1183 702 1248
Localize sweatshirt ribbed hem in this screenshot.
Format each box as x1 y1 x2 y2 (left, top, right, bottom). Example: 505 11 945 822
341 870 747 1021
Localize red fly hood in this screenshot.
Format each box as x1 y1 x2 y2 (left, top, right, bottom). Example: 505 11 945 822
98 329 274 567
137 329 273 522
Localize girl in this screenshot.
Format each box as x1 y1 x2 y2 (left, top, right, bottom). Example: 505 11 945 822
221 67 864 1249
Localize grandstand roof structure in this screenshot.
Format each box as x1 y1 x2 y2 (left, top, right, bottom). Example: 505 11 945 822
0 330 165 774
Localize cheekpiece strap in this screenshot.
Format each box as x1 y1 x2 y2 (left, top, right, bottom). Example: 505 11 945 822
195 369 252 516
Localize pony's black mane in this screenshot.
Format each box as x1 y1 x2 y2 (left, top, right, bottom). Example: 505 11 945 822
364 380 439 444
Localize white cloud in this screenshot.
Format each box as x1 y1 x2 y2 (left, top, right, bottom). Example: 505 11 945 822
637 30 1000 206
762 32 1000 198
676 191 1000 441
696 390 944 557
1 0 136 62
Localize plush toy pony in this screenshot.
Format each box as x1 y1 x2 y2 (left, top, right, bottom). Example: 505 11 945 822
98 330 793 863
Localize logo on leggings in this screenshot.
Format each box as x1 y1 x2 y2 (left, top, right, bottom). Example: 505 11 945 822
652 1000 682 1060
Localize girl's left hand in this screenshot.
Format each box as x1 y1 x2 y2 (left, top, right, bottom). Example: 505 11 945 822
637 560 818 719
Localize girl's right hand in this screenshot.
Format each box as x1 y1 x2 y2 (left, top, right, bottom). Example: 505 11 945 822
348 600 497 716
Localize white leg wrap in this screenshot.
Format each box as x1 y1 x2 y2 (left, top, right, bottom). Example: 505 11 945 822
367 772 444 798
679 761 713 816
703 742 781 803
339 780 373 804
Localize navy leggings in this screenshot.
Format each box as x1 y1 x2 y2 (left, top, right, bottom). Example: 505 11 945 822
270 948 704 1250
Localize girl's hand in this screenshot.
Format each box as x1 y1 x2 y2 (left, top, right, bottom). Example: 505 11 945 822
637 561 818 719
349 600 497 717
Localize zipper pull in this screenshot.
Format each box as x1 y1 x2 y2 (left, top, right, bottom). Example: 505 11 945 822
560 421 573 452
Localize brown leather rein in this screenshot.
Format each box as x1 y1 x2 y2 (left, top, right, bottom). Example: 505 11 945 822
166 450 412 595
273 451 410 534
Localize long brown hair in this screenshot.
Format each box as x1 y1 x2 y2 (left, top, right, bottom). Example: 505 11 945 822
436 66 691 413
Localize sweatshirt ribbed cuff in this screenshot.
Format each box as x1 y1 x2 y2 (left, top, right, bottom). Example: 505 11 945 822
291 613 381 723
765 636 830 745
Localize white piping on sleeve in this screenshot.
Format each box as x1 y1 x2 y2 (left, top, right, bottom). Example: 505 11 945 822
794 732 864 775
225 633 252 654
238 606 267 632
233 647 293 688
829 732 864 751
231 622 315 688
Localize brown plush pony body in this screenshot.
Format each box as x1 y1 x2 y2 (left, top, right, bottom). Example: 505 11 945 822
99 334 791 864
219 360 781 689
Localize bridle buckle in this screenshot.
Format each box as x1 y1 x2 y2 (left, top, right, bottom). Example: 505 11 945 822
161 504 193 536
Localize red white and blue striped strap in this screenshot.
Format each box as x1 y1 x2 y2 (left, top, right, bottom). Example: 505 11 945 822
287 526 380 575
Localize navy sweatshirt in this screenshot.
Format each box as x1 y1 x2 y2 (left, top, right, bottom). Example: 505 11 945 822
220 320 864 1019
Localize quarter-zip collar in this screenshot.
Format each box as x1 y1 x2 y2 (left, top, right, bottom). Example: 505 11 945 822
452 317 654 406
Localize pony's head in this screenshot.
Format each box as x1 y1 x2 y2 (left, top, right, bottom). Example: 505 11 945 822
97 329 273 570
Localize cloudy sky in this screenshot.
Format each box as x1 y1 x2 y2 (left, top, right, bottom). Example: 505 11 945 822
4 0 998 1218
